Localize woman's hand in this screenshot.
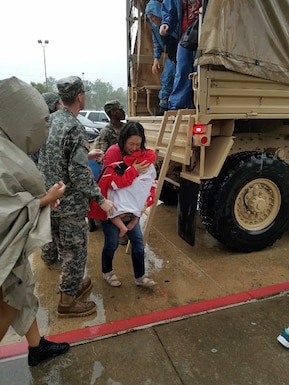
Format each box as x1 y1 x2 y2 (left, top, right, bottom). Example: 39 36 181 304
100 199 117 217
40 181 66 209
133 160 149 174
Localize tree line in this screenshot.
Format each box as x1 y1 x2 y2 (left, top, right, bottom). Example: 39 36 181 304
31 77 128 112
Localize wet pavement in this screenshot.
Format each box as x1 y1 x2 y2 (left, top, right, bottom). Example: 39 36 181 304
1 203 289 383
2 292 289 384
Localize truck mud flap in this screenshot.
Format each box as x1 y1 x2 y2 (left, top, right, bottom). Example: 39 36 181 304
177 177 199 246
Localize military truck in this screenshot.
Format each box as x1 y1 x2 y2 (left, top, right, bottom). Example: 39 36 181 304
126 0 289 252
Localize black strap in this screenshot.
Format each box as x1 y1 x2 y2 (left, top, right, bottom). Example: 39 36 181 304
96 162 128 183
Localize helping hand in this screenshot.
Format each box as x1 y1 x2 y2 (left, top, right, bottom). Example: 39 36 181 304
100 199 117 217
88 149 104 161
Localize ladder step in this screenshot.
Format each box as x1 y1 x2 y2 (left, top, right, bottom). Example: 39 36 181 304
155 146 167 152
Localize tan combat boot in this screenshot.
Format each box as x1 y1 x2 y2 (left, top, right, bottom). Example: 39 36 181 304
75 277 93 300
58 292 96 317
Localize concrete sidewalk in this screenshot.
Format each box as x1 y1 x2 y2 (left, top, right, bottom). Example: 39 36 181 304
2 289 289 385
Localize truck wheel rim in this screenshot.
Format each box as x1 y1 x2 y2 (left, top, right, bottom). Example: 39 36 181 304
234 178 281 231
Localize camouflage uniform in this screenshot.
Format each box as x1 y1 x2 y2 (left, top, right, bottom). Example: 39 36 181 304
42 92 62 113
93 100 125 153
38 77 105 296
39 92 62 264
40 239 59 266
93 121 124 153
31 92 62 165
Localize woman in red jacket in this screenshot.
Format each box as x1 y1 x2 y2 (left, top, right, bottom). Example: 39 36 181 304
89 121 158 288
88 147 157 237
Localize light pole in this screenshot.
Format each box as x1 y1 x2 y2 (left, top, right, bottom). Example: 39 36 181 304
37 39 49 90
82 72 85 90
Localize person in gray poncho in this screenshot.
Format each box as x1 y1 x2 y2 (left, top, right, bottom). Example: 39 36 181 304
0 77 69 366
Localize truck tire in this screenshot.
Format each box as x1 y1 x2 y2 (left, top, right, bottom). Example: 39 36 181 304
199 152 257 240
159 180 179 205
200 152 289 252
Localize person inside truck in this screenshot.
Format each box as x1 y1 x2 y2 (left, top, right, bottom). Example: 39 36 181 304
145 0 178 116
159 0 202 110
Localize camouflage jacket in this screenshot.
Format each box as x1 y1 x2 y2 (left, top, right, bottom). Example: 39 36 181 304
38 108 105 217
93 122 124 153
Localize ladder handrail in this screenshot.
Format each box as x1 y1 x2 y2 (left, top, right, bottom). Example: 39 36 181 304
143 110 184 243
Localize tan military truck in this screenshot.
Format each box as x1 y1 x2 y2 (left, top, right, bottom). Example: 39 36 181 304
126 0 289 252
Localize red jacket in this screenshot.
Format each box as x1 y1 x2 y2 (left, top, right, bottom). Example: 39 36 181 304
87 149 157 220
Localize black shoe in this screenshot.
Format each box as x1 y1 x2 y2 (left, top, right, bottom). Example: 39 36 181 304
28 337 70 367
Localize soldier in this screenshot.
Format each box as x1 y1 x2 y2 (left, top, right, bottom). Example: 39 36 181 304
42 91 63 113
38 76 115 317
89 100 127 237
92 100 125 153
35 92 64 268
30 92 63 165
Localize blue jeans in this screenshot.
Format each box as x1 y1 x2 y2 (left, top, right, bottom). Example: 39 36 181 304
101 219 145 279
168 43 196 110
159 57 176 108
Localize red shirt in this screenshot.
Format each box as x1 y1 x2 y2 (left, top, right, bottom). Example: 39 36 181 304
181 0 202 35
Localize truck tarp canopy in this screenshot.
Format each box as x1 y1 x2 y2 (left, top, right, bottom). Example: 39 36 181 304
196 0 289 85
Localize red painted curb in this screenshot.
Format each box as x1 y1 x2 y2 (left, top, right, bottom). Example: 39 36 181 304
1 281 289 360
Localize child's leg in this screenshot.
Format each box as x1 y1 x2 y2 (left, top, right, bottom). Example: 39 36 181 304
126 216 139 231
111 216 128 238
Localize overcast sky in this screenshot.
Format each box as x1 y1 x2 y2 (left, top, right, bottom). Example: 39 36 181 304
0 0 128 89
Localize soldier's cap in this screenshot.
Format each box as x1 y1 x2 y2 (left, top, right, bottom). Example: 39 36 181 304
104 100 124 114
42 92 61 113
57 76 85 99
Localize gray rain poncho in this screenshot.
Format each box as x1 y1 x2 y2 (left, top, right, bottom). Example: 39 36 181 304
0 77 51 335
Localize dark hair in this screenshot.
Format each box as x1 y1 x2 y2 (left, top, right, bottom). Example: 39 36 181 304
118 121 146 154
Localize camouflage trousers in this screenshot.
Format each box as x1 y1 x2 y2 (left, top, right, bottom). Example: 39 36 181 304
41 239 59 265
49 215 88 296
